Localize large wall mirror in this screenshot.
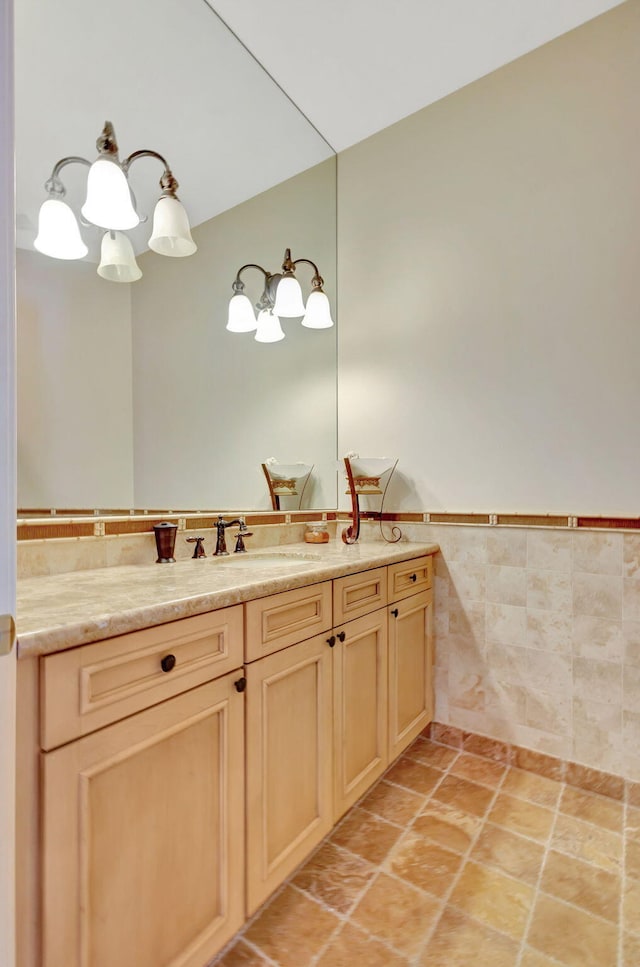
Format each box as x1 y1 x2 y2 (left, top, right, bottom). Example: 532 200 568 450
15 0 337 513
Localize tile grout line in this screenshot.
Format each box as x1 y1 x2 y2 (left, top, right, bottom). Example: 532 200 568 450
408 753 511 965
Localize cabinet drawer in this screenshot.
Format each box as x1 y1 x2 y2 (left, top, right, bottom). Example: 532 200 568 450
245 582 332 662
387 556 433 602
333 567 388 625
40 606 244 750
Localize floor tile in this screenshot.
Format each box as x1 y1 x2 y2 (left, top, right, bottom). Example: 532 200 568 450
559 785 624 832
520 948 565 967
624 931 640 966
552 814 623 873
625 806 640 842
627 839 640 879
404 738 459 770
624 875 640 934
527 893 619 967
412 803 482 854
385 829 462 897
501 768 563 808
540 849 621 922
383 755 443 796
215 939 271 966
351 872 441 957
448 860 534 940
292 841 374 914
330 807 402 866
359 779 425 826
489 793 555 842
243 886 339 967
449 752 507 787
431 774 495 817
415 905 519 966
315 922 408 967
470 822 545 885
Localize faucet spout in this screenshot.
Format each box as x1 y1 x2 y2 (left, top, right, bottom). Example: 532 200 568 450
214 515 244 556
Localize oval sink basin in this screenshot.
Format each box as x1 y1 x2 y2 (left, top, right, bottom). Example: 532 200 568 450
215 553 320 569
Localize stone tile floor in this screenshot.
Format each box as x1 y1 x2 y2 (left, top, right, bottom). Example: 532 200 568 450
212 735 638 966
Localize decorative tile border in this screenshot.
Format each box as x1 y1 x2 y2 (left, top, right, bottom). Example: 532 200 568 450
424 722 636 803
345 510 640 531
17 510 337 541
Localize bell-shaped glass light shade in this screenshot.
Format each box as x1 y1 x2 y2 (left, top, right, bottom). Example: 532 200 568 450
34 198 88 260
97 231 142 283
148 195 197 257
273 275 305 317
227 293 257 332
81 158 140 230
255 309 285 343
301 289 334 329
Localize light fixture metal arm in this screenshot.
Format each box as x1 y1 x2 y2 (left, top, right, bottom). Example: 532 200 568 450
44 156 91 197
122 149 180 195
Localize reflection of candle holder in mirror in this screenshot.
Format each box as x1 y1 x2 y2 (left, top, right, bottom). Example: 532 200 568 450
341 455 401 545
262 460 314 510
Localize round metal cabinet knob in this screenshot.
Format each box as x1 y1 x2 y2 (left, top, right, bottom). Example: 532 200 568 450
160 654 176 673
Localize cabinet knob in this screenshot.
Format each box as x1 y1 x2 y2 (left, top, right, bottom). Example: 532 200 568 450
409 573 418 582
337 631 346 642
234 677 247 693
391 608 399 618
326 635 336 648
160 654 176 673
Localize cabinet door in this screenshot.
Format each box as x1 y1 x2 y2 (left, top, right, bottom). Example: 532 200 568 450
245 634 333 915
41 673 245 967
333 609 388 821
388 590 433 761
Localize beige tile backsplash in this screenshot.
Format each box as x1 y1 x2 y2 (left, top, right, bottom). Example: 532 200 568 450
365 520 640 781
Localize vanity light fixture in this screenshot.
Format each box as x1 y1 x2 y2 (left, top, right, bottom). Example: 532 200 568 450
227 248 334 341
34 121 197 282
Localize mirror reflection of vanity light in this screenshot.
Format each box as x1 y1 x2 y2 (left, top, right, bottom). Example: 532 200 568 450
34 120 197 282
228 247 334 341
262 460 314 510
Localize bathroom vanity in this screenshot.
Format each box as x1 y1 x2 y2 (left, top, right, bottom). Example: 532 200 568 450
15 541 436 967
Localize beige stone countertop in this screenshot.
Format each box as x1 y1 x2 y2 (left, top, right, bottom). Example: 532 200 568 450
17 540 438 658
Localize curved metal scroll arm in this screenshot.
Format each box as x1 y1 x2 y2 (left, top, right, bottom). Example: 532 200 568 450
341 457 361 545
378 459 402 543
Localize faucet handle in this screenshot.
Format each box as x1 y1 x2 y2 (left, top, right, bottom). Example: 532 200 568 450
186 536 206 558
234 525 253 554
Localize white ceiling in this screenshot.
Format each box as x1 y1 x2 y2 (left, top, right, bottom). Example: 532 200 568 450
210 0 626 152
15 0 626 254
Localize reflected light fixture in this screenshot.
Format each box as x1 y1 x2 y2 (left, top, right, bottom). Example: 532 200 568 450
34 121 197 282
227 248 334 342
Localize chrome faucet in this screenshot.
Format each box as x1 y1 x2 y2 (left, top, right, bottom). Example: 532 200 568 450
214 515 251 556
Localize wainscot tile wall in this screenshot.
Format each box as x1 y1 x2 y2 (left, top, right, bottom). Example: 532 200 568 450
360 521 640 783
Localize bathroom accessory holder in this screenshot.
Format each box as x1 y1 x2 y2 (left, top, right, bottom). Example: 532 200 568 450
341 457 401 545
153 521 178 563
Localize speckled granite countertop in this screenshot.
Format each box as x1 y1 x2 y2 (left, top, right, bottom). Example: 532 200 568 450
17 540 438 658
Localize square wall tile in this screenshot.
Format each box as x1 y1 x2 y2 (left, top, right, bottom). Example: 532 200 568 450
527 531 572 571
573 573 623 620
573 532 623 575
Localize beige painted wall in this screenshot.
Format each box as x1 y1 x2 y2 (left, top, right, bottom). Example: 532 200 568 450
131 158 337 510
16 250 134 507
337 1 640 516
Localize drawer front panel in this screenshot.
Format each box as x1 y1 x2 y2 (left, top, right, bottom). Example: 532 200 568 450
245 582 332 662
333 567 388 625
388 556 433 602
41 607 244 750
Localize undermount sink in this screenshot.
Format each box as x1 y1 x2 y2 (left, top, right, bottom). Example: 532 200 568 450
214 553 321 569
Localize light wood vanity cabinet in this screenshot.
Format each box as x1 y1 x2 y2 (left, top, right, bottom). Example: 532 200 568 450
20 607 246 967
245 632 333 914
19 552 434 967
